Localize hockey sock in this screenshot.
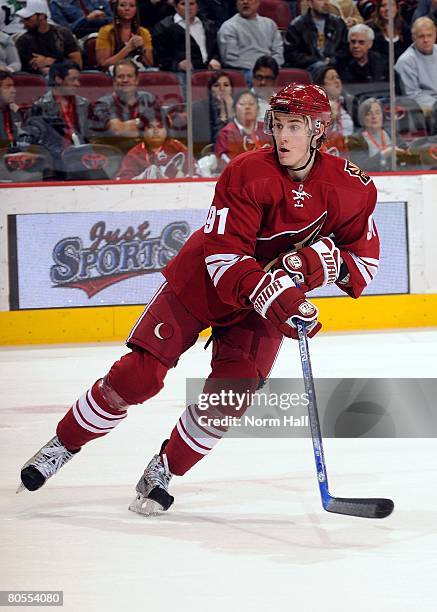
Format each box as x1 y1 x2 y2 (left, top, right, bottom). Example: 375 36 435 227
164 404 226 475
57 379 127 450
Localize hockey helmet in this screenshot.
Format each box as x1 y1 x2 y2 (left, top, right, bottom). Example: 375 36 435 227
264 83 332 134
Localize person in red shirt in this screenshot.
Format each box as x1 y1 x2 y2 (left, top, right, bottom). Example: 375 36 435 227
117 117 190 179
215 89 272 168
18 84 380 516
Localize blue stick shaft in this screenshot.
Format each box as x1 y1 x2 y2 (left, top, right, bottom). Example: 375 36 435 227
295 319 331 508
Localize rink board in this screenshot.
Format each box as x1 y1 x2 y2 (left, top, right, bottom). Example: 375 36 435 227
0 172 436 344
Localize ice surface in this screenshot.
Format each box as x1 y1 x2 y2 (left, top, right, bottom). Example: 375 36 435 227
1 329 437 611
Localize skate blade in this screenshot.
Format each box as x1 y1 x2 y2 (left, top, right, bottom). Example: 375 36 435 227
16 482 26 494
128 494 164 517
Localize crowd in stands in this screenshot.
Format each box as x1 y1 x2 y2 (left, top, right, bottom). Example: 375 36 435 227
0 0 437 181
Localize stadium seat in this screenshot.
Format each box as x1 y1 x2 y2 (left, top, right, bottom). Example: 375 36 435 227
276 68 312 87
0 145 52 182
78 71 113 104
83 35 98 70
137 71 184 106
258 0 292 30
12 73 47 110
61 144 123 180
191 69 247 102
381 97 428 143
408 136 437 170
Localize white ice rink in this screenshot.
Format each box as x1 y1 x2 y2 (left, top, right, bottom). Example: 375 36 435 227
2 329 437 612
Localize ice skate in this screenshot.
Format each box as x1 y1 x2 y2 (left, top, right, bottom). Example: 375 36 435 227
129 443 174 516
17 436 80 493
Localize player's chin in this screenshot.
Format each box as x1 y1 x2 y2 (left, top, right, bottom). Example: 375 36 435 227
278 151 298 166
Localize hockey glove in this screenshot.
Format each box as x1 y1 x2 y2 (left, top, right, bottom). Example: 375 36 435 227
250 269 321 339
277 237 340 293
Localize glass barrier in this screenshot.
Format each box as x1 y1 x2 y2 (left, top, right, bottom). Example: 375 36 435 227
1 3 436 184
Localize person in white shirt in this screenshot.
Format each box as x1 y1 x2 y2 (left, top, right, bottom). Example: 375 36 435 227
153 0 221 72
395 16 437 116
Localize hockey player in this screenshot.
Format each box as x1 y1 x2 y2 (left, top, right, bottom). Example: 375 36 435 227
18 84 380 516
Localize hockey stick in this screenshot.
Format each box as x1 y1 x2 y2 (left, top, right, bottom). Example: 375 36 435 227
295 319 394 519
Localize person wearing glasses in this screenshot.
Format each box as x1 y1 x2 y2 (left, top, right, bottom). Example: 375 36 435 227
250 55 279 122
340 23 388 82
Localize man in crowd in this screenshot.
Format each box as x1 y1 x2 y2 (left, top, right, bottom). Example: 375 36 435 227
218 0 283 85
250 55 279 122
90 58 157 153
0 69 23 148
395 17 437 116
15 0 82 75
153 0 221 73
49 0 112 39
284 0 348 79
340 24 388 83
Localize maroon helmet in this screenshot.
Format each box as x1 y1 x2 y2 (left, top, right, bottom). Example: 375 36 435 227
264 83 332 134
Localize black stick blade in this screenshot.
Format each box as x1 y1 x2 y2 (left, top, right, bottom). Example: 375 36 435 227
325 497 394 519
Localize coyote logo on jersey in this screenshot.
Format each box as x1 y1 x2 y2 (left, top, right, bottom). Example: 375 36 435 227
292 184 312 207
343 160 371 186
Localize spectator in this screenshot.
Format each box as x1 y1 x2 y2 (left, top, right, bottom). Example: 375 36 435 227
218 0 283 85
315 64 354 155
15 0 82 75
395 16 437 115
250 54 279 122
0 69 23 148
412 0 436 23
30 60 89 152
138 0 174 30
284 0 348 79
300 0 363 27
347 97 405 170
49 0 112 39
153 0 221 73
192 69 234 155
90 58 157 152
340 23 388 82
96 0 153 71
366 0 411 60
0 25 21 71
197 0 237 28
214 89 272 167
117 116 192 179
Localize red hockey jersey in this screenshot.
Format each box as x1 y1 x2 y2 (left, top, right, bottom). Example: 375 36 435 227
163 148 379 327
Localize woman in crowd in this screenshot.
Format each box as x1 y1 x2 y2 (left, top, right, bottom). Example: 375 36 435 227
366 0 411 59
117 116 190 179
96 0 153 71
315 65 355 157
348 97 407 170
192 70 235 157
214 90 272 169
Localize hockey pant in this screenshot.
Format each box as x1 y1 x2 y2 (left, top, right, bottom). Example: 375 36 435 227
57 282 283 476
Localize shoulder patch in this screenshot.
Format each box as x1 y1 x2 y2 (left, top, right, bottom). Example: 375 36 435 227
343 159 371 186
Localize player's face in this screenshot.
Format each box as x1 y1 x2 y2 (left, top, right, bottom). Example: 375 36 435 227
144 119 167 148
272 112 314 167
0 77 16 106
